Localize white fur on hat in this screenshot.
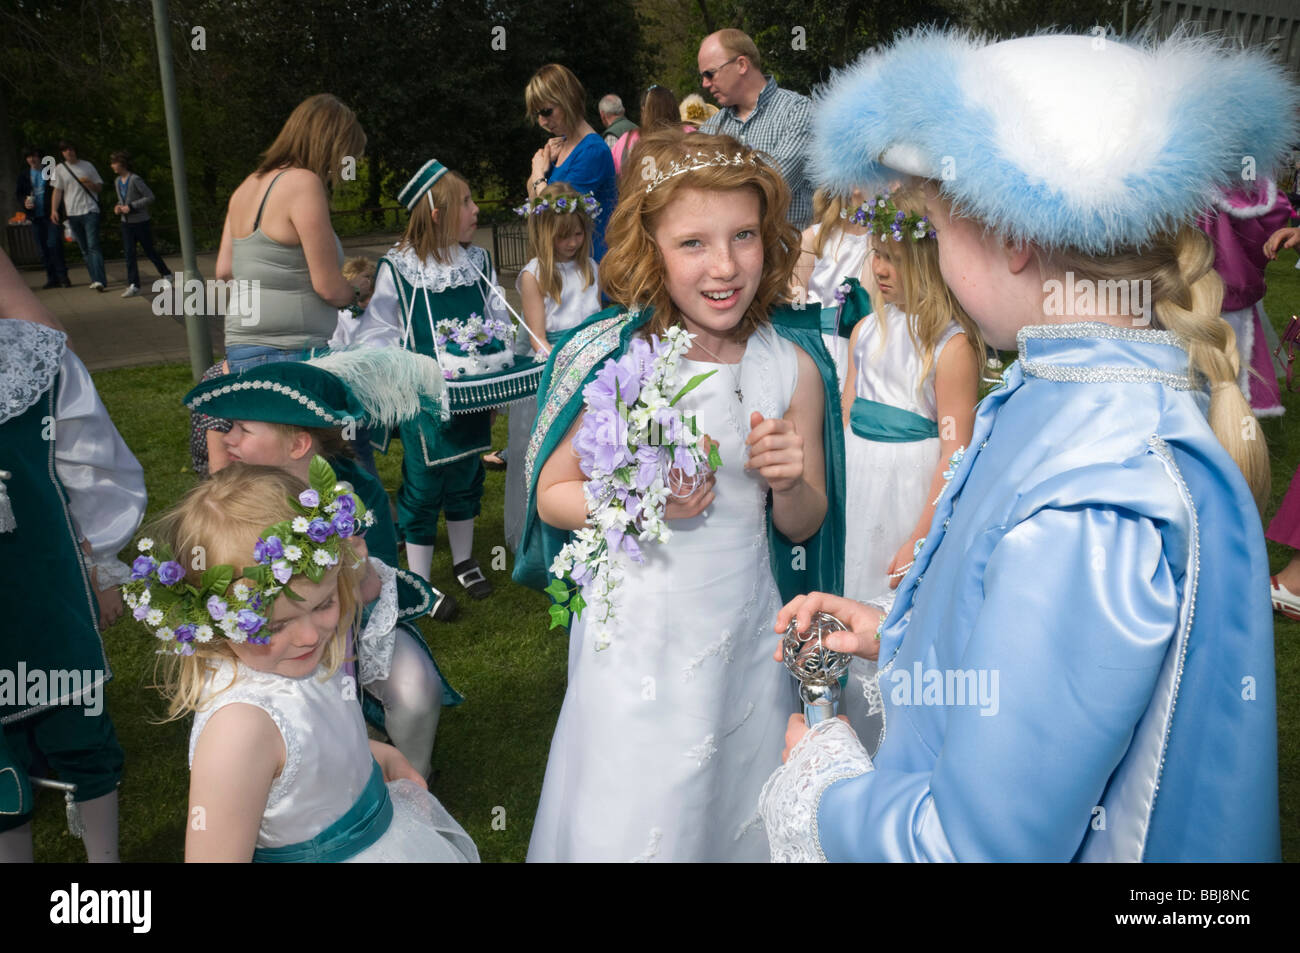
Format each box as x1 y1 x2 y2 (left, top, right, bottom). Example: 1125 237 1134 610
812 29 1300 252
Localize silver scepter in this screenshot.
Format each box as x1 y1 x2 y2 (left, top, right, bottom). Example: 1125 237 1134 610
781 612 853 726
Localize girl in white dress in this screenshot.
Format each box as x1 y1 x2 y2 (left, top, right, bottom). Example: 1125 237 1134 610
517 181 602 356
838 187 982 745
792 187 878 380
525 129 836 862
131 463 477 862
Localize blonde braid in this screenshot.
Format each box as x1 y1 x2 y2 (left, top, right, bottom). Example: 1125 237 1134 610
1153 227 1270 509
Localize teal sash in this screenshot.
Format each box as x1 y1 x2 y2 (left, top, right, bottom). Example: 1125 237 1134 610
849 396 938 443
253 760 392 863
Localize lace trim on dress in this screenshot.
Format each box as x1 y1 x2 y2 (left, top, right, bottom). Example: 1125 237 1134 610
758 718 873 862
188 663 304 811
384 244 488 291
358 558 399 686
0 321 66 426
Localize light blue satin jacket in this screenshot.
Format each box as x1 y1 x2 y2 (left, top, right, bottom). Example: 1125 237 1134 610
818 323 1280 862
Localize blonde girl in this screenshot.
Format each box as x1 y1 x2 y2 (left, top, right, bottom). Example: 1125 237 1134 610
517 181 601 357
763 31 1291 862
132 463 476 862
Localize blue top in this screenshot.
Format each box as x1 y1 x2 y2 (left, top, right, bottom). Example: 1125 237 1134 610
28 168 46 217
548 133 617 260
769 323 1280 862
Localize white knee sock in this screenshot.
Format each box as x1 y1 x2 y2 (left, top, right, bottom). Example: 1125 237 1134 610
0 822 34 863
369 629 441 779
406 543 434 583
447 519 475 565
79 790 119 863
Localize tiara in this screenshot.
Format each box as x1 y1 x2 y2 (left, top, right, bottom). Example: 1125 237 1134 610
122 457 376 655
644 150 759 194
850 193 936 242
514 192 601 219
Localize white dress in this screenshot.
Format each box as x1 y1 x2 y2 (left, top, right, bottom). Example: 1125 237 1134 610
527 324 801 862
840 305 962 749
517 257 602 347
189 659 478 863
805 224 872 381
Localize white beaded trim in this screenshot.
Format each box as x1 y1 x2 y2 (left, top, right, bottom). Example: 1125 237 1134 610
186 379 341 424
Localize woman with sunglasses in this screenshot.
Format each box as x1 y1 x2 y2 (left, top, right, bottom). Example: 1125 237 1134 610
524 64 618 259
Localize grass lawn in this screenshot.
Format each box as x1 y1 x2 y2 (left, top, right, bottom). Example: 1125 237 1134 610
24 258 1300 862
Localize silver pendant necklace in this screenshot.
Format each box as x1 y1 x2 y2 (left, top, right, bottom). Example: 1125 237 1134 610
691 337 744 403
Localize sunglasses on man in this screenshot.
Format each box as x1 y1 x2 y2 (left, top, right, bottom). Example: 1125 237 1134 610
699 56 740 83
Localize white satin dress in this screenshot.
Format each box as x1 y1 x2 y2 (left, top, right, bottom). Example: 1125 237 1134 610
527 325 802 862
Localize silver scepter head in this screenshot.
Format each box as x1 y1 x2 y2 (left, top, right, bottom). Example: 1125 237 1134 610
782 612 852 726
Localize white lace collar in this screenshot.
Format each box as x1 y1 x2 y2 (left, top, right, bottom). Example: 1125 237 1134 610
384 243 488 291
0 321 66 426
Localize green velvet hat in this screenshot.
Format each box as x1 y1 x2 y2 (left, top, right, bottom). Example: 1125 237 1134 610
397 158 449 210
183 361 368 430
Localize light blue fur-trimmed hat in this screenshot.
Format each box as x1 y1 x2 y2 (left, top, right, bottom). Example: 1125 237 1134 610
812 29 1300 253
397 158 449 210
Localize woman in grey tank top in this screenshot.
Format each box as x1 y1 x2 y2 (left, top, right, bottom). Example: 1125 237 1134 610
216 94 369 372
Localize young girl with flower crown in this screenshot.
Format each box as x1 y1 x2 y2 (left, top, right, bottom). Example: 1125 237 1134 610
792 186 879 378
516 129 844 862
834 186 982 747
352 159 511 601
181 353 461 781
760 31 1292 862
126 462 477 862
516 182 602 357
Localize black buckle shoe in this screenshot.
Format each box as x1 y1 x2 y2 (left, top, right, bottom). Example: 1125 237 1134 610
452 558 493 599
430 589 459 622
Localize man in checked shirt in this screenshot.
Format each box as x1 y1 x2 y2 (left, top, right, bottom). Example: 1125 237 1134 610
697 29 815 228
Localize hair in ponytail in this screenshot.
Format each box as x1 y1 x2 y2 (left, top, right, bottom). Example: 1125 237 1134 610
1045 226 1270 509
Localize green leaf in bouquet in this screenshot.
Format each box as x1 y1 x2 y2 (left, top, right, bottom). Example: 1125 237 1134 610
201 564 233 597
548 604 571 630
281 584 304 602
304 561 325 584
707 443 724 471
570 592 587 618
669 369 717 406
243 564 272 587
309 456 336 496
544 576 570 603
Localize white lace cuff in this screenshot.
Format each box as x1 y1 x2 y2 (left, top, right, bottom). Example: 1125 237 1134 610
88 554 132 589
758 718 873 863
358 558 399 686
863 590 898 619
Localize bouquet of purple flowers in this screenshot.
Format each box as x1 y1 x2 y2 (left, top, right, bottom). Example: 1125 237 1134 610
546 326 723 650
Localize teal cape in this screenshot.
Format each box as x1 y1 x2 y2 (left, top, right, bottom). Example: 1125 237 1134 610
513 304 845 603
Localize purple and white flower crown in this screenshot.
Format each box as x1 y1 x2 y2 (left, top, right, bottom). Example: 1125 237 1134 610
848 193 936 242
123 457 376 655
514 192 601 220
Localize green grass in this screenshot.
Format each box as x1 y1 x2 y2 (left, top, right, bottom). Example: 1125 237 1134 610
25 258 1300 861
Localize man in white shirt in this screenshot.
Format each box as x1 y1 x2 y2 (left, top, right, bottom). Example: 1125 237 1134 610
50 140 108 291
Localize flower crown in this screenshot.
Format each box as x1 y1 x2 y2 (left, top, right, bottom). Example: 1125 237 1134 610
644 150 760 194
514 192 601 220
123 457 376 655
845 194 936 242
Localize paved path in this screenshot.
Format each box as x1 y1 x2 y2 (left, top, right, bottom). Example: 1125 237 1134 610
19 228 522 372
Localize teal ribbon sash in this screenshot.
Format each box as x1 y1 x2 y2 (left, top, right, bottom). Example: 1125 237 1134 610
849 396 938 443
253 759 393 863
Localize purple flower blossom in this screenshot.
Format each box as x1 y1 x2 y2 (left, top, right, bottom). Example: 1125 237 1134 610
635 443 662 490
133 605 149 621
672 443 698 476
271 560 293 584
335 494 356 517
131 555 157 580
206 595 227 620
556 197 568 209
307 519 332 543
298 489 320 508
253 535 285 564
333 514 355 538
157 561 185 586
175 624 196 643
236 609 265 635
